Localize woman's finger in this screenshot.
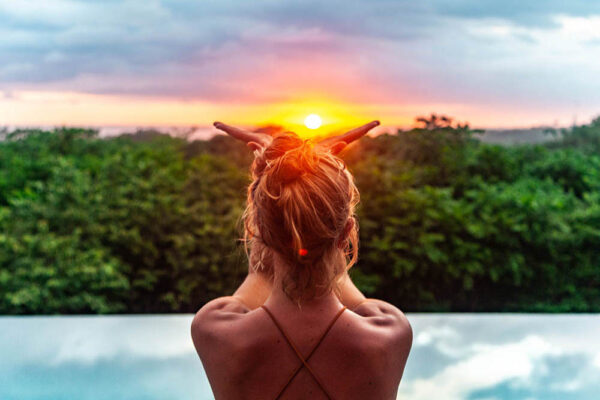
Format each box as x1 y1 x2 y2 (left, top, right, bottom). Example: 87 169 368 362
213 121 257 143
328 141 348 155
337 120 380 144
318 120 380 147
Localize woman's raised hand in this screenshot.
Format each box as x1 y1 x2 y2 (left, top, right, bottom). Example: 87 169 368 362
315 120 380 155
213 122 273 152
213 120 380 155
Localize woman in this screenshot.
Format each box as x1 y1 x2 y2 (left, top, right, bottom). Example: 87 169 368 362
191 121 412 400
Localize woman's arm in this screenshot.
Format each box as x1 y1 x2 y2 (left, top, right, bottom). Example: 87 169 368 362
231 241 274 310
212 120 381 311
231 271 273 310
337 271 368 310
213 120 380 155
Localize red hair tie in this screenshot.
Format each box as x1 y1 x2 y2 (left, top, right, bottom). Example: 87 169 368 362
298 248 308 256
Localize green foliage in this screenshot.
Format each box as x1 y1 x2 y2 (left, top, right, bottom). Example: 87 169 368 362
0 129 249 314
346 118 600 311
2 117 600 313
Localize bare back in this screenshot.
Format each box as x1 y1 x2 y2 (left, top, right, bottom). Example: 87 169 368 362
191 297 412 400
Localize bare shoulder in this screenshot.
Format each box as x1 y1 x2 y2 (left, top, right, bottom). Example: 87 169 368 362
349 299 412 388
190 296 251 352
351 299 412 347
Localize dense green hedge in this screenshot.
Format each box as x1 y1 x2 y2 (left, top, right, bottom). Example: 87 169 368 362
1 118 599 314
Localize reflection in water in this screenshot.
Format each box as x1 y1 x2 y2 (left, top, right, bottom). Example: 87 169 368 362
0 314 598 400
399 315 600 400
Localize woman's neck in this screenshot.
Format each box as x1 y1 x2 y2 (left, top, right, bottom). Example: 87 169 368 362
263 253 344 313
264 281 343 313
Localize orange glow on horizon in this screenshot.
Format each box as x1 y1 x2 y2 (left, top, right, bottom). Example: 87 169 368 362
0 89 590 131
0 90 396 136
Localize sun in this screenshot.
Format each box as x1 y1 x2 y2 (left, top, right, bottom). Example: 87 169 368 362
304 114 322 130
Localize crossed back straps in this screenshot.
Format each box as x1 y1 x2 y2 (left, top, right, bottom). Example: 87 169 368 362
260 305 347 400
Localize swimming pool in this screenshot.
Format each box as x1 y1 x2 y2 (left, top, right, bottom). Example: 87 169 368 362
1 314 598 399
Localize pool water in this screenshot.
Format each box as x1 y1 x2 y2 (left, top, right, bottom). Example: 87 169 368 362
1 314 599 400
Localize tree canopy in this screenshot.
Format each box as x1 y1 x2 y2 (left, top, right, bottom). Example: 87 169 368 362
1 118 599 314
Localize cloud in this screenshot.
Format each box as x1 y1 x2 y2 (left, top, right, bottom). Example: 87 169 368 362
1 0 600 126
413 324 470 358
399 314 600 400
398 335 559 400
0 315 195 367
433 0 600 28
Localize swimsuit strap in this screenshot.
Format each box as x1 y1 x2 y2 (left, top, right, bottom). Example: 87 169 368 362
261 305 347 400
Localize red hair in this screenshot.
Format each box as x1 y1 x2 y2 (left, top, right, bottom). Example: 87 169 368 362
243 132 360 304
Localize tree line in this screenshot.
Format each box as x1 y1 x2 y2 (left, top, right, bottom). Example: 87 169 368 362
1 116 599 314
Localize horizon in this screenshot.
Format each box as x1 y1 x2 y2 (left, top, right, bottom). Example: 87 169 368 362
0 120 572 142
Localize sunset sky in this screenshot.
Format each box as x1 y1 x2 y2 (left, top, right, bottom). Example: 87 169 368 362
2 0 600 132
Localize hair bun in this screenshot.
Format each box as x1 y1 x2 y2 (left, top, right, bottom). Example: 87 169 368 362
257 133 318 185
272 148 312 183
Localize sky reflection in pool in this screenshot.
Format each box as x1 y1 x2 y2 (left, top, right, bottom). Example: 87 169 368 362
1 314 598 400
